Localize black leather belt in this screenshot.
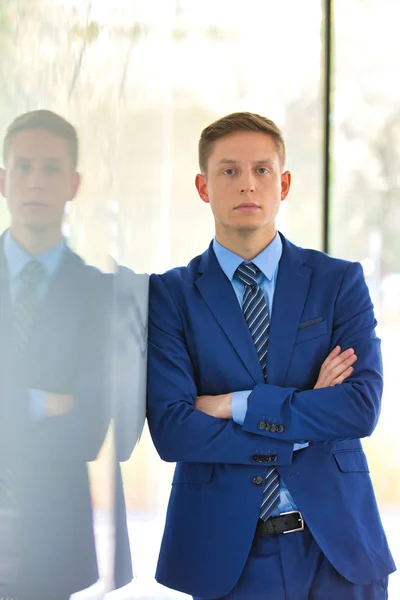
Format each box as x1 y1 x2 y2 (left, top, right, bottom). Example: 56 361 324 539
256 510 305 535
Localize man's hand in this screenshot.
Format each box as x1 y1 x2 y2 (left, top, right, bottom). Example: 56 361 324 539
195 393 232 419
45 393 75 417
314 346 357 389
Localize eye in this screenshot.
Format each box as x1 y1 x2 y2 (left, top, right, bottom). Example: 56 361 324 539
223 168 235 176
44 165 60 174
257 167 270 175
17 163 30 173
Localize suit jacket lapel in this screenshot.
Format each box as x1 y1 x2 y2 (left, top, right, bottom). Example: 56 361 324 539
35 246 85 331
25 248 86 385
267 235 311 386
195 244 263 384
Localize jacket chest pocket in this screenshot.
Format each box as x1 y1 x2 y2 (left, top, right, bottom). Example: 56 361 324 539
295 319 328 344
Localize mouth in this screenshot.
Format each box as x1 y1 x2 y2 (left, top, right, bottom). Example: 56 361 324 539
234 203 260 211
23 202 47 208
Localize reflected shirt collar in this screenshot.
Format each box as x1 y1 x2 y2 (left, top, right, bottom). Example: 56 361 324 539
4 229 66 280
213 233 282 282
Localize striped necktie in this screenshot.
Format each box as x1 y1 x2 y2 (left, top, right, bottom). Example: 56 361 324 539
235 261 280 521
13 260 46 357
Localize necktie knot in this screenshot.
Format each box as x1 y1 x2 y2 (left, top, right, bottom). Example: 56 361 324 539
19 260 46 286
235 261 260 287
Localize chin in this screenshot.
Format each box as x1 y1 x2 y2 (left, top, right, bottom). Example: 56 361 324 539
235 224 262 233
24 219 56 230
236 216 264 227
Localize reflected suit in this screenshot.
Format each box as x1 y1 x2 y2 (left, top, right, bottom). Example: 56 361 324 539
0 230 111 600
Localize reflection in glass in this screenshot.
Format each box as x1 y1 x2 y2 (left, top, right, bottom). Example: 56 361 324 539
0 109 114 599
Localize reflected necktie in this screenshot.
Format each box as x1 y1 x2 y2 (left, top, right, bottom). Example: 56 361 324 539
235 262 280 521
13 260 45 358
0 261 45 509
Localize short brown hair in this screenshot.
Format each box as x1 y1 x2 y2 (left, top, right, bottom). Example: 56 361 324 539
199 111 285 174
3 109 78 169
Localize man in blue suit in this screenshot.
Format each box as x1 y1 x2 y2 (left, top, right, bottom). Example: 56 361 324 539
147 112 395 599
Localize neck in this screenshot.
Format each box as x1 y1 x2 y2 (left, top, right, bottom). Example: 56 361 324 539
215 225 277 261
10 223 62 256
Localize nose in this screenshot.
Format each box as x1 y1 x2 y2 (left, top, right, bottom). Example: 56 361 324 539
239 170 256 194
27 166 45 188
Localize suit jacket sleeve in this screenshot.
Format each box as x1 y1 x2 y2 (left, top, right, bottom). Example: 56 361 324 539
147 274 294 465
113 267 148 462
242 262 383 443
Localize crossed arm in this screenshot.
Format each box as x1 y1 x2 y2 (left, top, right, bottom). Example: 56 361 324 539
195 345 358 419
26 275 113 462
147 263 383 464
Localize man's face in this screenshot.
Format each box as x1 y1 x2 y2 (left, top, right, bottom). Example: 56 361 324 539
0 128 80 229
196 130 290 235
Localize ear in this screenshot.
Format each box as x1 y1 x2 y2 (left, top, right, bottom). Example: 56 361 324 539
69 172 81 202
281 170 291 201
195 173 210 204
0 168 6 199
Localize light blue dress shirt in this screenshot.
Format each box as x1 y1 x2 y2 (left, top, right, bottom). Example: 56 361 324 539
213 234 308 515
4 230 66 420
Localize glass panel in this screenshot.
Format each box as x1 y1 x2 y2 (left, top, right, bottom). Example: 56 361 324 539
1 0 323 597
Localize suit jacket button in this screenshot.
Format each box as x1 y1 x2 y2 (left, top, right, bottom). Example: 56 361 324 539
271 455 278 462
265 423 271 431
277 425 285 434
258 421 267 430
270 424 277 433
253 476 264 486
252 454 260 462
265 456 271 462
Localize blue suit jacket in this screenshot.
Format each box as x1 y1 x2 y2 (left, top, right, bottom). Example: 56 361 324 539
147 234 395 598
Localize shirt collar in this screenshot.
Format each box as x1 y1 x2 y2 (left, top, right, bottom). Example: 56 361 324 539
4 229 66 280
213 233 282 282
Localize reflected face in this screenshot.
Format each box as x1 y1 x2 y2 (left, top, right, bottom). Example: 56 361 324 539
196 130 290 235
0 129 80 229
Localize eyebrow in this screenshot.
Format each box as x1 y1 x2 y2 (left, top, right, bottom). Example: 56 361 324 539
216 158 275 166
14 156 62 162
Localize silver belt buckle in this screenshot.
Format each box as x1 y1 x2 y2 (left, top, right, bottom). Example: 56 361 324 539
281 510 305 534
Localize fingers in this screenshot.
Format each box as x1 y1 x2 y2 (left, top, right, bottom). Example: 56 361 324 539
46 393 75 416
331 366 355 386
326 345 342 360
314 346 358 389
322 346 353 370
326 352 357 382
